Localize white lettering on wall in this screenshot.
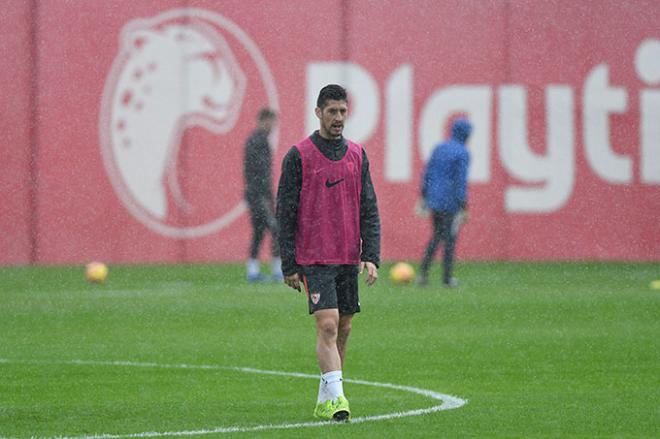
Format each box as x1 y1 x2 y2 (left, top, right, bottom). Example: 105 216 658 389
306 38 660 214
640 90 660 183
583 64 631 183
385 64 413 182
499 86 575 212
636 39 660 184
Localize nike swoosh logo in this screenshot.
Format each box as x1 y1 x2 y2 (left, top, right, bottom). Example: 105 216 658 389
325 178 345 188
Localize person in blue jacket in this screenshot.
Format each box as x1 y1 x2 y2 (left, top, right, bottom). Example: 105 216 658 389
417 118 472 287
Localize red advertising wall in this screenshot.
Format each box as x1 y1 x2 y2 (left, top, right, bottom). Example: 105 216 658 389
1 1 33 264
1 0 659 265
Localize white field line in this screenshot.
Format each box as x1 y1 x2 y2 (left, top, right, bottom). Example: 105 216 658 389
0 359 467 438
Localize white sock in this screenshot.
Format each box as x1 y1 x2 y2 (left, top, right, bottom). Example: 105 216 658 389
317 377 330 403
321 370 344 402
246 259 260 277
271 257 282 276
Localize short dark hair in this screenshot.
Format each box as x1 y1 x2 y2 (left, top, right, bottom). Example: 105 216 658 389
316 84 348 109
257 107 276 122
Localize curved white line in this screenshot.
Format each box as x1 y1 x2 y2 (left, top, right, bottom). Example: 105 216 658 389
0 359 467 438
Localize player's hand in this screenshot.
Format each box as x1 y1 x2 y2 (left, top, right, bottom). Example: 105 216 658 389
415 198 430 218
460 208 469 224
284 273 301 292
360 261 378 286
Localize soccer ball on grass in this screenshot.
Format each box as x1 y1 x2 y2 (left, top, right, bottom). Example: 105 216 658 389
85 262 108 283
389 262 415 284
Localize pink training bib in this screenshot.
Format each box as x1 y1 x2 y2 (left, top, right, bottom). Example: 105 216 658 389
294 136 363 265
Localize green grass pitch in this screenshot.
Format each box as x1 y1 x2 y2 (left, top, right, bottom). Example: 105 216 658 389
1 262 658 438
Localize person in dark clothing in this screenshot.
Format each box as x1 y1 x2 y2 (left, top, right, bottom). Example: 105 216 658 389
244 108 282 282
276 84 380 422
417 118 472 288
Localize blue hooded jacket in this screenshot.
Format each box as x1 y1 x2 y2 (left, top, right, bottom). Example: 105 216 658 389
421 118 472 213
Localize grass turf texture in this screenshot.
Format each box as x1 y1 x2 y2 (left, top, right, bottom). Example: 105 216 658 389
0 262 658 438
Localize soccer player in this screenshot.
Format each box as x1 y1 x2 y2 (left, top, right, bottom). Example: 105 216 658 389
276 84 381 421
243 108 283 282
417 118 472 287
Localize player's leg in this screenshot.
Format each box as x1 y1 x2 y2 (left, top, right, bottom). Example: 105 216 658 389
418 210 444 284
267 213 283 281
246 203 267 282
304 266 350 421
304 266 341 373
440 212 458 287
314 308 349 421
314 308 341 373
335 265 360 367
337 313 353 368
321 265 360 420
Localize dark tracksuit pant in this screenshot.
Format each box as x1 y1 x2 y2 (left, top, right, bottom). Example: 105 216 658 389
419 210 457 284
248 199 279 259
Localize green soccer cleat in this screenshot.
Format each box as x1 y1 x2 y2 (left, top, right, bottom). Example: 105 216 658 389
314 399 334 420
332 395 351 421
314 396 351 422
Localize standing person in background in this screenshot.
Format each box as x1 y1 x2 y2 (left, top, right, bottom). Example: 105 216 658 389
276 84 380 421
243 108 283 282
417 118 472 288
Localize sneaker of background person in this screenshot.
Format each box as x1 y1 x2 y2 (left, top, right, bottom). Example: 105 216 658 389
416 274 428 286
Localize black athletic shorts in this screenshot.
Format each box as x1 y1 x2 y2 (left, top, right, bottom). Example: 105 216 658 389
301 265 361 315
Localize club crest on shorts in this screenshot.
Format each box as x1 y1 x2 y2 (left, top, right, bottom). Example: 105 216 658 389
310 292 321 304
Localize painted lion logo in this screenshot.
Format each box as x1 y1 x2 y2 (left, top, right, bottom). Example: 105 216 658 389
100 9 278 238
105 17 246 221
